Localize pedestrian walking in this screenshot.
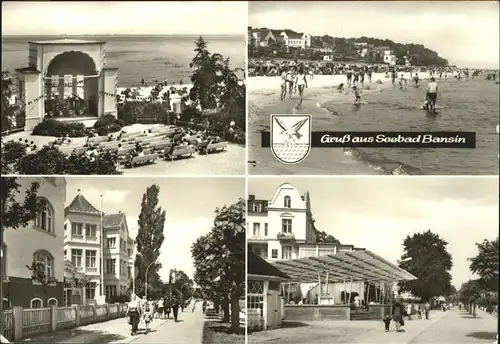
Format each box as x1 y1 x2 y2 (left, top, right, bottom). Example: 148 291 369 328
424 301 431 320
172 295 180 322
157 297 165 319
165 297 171 319
126 294 141 336
392 299 405 332
141 296 153 333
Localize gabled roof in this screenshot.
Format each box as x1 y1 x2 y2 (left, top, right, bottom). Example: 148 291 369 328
248 252 290 280
103 213 125 228
65 194 101 215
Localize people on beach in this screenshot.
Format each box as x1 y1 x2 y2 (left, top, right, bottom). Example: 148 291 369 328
286 69 294 99
296 69 308 102
280 69 287 101
308 67 314 81
413 72 419 86
346 69 353 86
337 83 345 92
425 77 439 111
391 70 396 85
399 74 407 89
424 301 431 319
352 86 361 104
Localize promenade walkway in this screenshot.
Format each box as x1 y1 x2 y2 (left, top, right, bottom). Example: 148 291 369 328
353 308 497 344
15 308 205 344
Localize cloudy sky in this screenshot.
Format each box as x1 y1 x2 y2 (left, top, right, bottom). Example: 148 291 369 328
249 1 499 69
248 177 499 289
65 177 245 281
2 1 246 36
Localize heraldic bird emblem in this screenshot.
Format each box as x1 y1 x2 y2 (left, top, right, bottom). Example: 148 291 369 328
274 117 309 147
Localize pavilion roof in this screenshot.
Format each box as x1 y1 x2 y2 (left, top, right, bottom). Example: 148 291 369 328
271 249 416 283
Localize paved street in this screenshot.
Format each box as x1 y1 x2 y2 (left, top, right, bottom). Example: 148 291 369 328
353 309 498 344
18 308 205 344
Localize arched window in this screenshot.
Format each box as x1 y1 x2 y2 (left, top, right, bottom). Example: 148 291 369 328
30 298 43 309
47 298 58 307
284 196 291 208
35 199 53 233
33 251 54 280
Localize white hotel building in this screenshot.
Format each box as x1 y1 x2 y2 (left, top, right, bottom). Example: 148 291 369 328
247 183 366 303
64 192 135 305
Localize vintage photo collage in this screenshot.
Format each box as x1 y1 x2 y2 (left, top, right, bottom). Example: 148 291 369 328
1 1 498 344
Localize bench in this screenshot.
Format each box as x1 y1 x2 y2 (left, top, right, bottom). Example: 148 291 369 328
126 153 158 168
168 147 195 161
135 136 166 145
108 144 135 154
120 133 142 141
87 136 109 145
200 141 228 154
61 146 88 155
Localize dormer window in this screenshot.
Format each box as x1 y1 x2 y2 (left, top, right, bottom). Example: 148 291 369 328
284 196 291 208
253 203 262 212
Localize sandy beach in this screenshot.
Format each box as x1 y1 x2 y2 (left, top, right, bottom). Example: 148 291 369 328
247 71 439 175
248 72 433 91
3 123 245 175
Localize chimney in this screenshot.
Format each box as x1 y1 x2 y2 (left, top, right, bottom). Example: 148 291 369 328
77 189 81 194
248 195 255 201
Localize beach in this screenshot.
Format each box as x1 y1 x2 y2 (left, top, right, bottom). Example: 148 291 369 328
248 72 499 175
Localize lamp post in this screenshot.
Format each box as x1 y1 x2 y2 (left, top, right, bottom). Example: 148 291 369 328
145 260 157 300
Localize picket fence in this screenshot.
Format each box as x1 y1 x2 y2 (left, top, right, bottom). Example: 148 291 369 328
2 303 128 342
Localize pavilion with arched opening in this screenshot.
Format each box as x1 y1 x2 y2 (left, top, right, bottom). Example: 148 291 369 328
15 39 119 131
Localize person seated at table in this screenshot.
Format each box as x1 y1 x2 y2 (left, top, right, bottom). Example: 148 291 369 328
117 143 124 153
108 134 114 141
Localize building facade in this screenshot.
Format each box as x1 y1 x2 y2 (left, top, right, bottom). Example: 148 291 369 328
247 183 366 305
2 177 66 309
280 31 311 49
15 39 119 131
63 192 103 306
63 193 135 305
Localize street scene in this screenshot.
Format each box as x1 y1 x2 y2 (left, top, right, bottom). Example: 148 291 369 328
1 176 245 343
246 177 498 343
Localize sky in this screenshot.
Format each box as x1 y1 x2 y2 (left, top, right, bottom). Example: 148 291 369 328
248 177 499 289
1 1 246 36
65 177 245 281
249 1 500 69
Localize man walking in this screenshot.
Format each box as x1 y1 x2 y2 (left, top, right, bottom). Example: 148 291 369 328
424 301 431 320
172 295 180 322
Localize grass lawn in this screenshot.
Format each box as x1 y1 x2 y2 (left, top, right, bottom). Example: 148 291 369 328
202 320 245 344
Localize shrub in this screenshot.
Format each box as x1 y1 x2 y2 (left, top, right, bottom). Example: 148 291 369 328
93 114 123 136
15 145 118 175
16 146 67 174
2 140 27 164
32 119 86 137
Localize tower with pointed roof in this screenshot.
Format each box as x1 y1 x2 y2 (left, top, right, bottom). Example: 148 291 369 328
63 191 135 305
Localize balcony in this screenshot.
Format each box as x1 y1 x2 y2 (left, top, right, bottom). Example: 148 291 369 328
277 232 295 241
247 235 268 243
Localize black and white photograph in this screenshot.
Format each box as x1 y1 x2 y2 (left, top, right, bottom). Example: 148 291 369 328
0 176 245 343
246 177 498 343
247 1 499 175
1 1 246 175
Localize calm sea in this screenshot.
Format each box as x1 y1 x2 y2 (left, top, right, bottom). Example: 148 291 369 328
1 35 245 87
249 77 499 175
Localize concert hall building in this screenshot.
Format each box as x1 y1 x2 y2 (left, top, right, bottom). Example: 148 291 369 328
15 39 119 131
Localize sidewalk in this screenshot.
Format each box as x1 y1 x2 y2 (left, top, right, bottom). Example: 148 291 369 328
125 308 205 344
17 316 167 344
351 310 449 344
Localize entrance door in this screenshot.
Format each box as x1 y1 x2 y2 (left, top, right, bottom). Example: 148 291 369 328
267 291 280 328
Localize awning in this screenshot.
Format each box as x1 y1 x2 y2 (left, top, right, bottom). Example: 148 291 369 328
272 250 416 283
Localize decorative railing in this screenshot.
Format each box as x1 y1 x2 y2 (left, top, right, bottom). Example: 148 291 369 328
2 303 128 342
276 232 295 241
